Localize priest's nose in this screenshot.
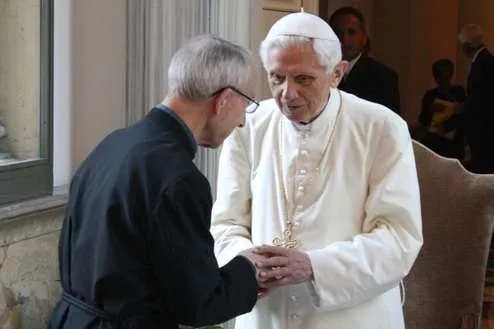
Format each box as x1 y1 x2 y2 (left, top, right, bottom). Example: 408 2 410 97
281 81 299 101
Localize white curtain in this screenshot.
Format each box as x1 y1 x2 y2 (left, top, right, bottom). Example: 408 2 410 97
125 0 262 201
125 0 216 124
125 2 262 328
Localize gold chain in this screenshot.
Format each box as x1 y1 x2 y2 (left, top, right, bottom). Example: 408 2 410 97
272 90 343 248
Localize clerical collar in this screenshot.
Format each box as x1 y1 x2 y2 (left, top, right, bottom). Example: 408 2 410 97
291 89 341 134
154 103 197 156
472 47 487 63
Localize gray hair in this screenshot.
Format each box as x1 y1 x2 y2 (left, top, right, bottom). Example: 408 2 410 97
458 24 485 47
168 34 254 100
259 36 342 74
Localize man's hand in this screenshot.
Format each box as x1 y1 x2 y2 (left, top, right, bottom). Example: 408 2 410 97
254 245 313 288
240 247 289 298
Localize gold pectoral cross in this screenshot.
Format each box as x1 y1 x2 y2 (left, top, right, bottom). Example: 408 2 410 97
272 223 297 249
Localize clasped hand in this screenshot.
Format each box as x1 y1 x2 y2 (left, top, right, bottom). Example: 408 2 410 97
242 245 313 297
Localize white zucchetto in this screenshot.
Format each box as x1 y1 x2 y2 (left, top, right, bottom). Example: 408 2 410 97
265 12 339 42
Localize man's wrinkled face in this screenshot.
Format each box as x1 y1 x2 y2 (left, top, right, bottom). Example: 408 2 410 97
201 84 252 148
331 14 367 61
265 42 333 123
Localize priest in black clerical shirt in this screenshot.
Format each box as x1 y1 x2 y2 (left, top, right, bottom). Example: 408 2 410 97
48 34 285 329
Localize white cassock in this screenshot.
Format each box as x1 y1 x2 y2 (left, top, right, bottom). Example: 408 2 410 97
211 89 423 329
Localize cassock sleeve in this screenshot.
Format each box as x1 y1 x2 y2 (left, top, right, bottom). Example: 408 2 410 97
211 129 254 266
380 69 401 115
150 174 258 327
307 115 423 312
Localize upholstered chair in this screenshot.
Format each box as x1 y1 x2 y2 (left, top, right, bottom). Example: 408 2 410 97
404 141 494 329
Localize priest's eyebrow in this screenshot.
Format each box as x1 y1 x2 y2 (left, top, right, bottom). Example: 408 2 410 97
269 72 316 79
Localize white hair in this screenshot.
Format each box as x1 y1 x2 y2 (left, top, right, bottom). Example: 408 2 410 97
167 34 254 100
458 24 484 47
259 35 342 74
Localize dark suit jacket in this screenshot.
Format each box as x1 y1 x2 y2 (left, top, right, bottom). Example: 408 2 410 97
465 48 494 135
48 106 258 329
338 56 401 115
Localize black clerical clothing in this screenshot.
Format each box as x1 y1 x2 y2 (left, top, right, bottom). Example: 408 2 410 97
48 105 258 329
338 56 401 115
464 48 494 173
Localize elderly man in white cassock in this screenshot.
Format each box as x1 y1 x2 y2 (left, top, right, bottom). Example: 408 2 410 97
211 11 423 329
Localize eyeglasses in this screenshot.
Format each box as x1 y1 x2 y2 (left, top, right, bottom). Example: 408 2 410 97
211 86 260 113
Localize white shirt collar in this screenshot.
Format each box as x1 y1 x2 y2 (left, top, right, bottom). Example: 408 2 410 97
345 53 362 77
472 47 487 63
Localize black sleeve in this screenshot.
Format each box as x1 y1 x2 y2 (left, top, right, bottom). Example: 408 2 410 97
387 71 401 116
373 66 401 115
149 174 258 327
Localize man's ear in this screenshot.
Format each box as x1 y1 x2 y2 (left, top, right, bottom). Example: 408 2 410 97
330 61 349 88
212 89 230 115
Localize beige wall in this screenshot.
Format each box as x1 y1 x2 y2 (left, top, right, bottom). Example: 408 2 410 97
69 0 127 172
371 0 412 120
52 0 127 187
